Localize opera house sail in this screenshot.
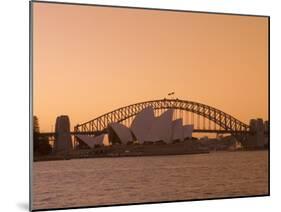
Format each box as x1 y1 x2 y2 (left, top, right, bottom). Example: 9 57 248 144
172 119 184 142
183 124 194 139
107 107 194 144
145 109 174 143
130 106 155 144
76 107 194 147
76 134 107 148
108 122 133 144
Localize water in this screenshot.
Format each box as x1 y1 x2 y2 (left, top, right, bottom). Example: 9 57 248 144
32 151 268 210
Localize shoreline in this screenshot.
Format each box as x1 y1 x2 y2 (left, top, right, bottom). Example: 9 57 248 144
34 146 268 162
34 150 210 162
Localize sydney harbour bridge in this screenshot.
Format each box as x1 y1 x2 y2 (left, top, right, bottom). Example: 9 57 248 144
38 98 265 148
73 98 249 135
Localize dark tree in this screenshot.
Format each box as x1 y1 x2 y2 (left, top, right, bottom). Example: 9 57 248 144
33 116 40 133
33 116 52 156
33 116 40 153
37 136 52 155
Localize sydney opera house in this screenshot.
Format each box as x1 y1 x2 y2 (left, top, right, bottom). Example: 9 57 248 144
76 106 194 149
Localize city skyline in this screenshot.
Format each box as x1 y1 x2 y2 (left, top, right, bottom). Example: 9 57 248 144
33 2 268 132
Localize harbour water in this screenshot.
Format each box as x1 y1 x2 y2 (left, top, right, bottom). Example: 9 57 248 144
32 150 268 210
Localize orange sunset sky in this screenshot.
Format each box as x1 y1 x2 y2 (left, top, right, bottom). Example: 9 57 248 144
33 2 268 132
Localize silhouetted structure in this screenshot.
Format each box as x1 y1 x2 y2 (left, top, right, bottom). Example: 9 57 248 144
39 99 269 151
245 118 268 148
54 115 73 153
74 99 250 145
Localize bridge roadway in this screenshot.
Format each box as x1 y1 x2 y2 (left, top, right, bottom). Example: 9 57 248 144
39 129 250 137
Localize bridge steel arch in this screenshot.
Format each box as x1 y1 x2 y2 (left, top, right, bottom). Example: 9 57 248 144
74 99 250 139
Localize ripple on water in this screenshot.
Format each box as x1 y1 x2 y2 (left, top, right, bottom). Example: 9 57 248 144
33 151 268 210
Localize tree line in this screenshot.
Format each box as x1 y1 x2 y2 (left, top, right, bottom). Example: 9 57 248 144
33 116 52 155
